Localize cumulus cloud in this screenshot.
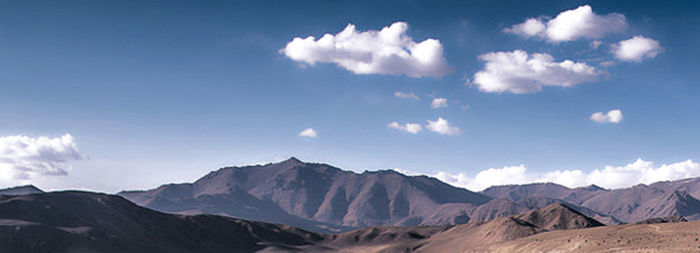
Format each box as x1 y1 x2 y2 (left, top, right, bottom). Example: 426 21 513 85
388 121 422 134
504 18 546 38
613 35 663 62
394 91 420 100
589 159 700 189
410 159 700 191
280 22 451 78
430 98 448 108
473 50 601 94
435 165 529 191
298 128 318 138
505 5 626 42
425 117 461 135
0 134 82 181
590 109 623 123
538 170 588 189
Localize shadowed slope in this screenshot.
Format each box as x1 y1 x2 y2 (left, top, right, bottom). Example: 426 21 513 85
0 191 323 253
513 203 604 230
515 196 622 225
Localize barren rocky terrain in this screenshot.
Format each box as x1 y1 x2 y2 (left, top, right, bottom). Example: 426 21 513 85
1 188 698 252
479 221 700 252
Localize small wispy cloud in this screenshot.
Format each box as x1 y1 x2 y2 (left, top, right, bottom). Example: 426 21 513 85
394 91 420 100
425 117 461 135
298 128 318 138
590 109 623 123
430 98 448 108
389 117 461 136
388 121 422 134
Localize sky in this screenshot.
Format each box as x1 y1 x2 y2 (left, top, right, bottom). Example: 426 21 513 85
1 0 700 193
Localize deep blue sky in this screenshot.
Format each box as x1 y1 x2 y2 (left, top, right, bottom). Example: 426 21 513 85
1 0 699 192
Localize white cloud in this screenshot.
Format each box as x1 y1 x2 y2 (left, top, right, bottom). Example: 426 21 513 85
0 134 82 181
388 117 461 135
280 22 451 78
586 159 700 189
387 121 423 134
473 50 601 94
394 91 420 100
590 40 603 49
539 169 587 189
425 117 461 135
590 109 623 123
435 165 529 191
505 5 626 42
613 35 663 62
414 159 700 191
430 98 448 108
298 128 318 138
504 18 546 37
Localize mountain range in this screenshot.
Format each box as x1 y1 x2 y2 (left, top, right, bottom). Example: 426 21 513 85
482 180 700 222
119 157 491 232
117 158 700 232
0 190 611 253
3 157 700 252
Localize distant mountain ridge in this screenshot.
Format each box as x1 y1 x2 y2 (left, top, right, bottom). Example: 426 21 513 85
481 179 700 223
118 158 700 232
482 182 607 202
120 157 492 232
0 185 43 196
